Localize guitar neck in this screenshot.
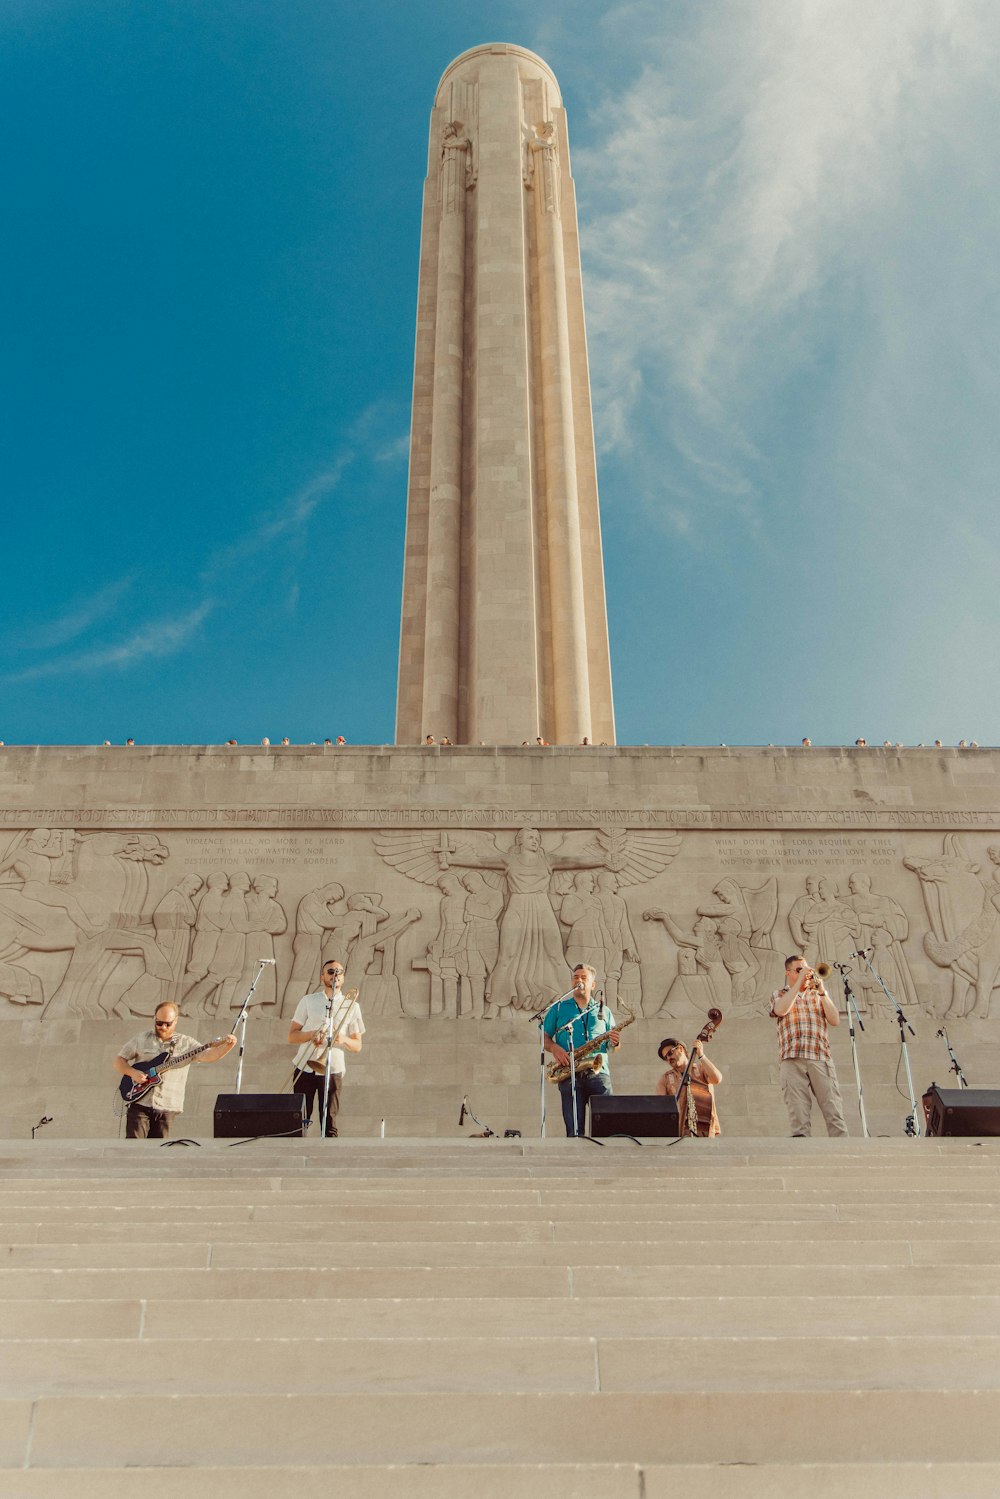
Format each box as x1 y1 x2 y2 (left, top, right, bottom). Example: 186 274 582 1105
157 1039 222 1074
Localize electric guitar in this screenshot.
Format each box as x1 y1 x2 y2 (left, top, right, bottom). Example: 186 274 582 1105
118 1038 227 1104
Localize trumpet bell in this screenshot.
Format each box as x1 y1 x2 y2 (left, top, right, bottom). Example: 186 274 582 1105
814 962 832 979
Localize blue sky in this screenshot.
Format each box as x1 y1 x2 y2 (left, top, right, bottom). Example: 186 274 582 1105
3 0 998 747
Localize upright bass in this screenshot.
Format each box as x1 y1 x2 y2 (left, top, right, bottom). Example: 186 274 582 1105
677 1008 724 1137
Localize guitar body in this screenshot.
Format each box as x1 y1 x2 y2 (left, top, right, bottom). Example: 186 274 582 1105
118 1052 171 1104
117 1037 224 1105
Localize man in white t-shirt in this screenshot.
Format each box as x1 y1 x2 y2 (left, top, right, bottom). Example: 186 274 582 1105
287 957 365 1137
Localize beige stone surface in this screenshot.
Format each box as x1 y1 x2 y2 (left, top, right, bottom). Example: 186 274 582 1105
396 45 614 744
1 743 998 1140
21 1391 1000 1465
0 1466 644 1499
3 1139 1000 1485
8 1465 1000 1499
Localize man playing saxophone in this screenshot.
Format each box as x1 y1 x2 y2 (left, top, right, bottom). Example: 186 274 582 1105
543 964 620 1136
770 955 848 1138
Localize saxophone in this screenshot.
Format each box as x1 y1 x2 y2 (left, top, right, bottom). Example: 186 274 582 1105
547 1001 635 1083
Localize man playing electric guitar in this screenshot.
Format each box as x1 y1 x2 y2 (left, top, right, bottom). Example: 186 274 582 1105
114 1001 237 1139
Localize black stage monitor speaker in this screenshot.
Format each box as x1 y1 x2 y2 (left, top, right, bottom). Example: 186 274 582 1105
590 1094 680 1138
922 1084 1000 1137
213 1092 307 1139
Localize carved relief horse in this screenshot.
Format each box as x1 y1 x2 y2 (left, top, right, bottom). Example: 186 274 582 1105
0 831 173 1018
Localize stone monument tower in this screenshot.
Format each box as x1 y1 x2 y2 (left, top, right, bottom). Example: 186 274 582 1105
395 43 615 746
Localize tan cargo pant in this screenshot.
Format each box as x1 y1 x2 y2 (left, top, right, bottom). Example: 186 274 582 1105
780 1057 849 1137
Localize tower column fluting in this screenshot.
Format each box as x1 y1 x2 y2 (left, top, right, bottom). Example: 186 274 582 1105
530 121 592 744
419 121 468 740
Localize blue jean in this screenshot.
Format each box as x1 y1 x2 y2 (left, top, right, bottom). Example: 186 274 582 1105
557 1070 612 1136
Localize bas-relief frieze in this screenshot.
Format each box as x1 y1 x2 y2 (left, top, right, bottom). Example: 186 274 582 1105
2 824 1000 1029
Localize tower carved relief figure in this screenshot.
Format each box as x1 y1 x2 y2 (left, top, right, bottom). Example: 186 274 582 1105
376 826 679 1015
281 881 345 1016
396 44 614 745
456 871 503 1019
237 875 287 1009
846 872 918 1015
906 835 1000 1019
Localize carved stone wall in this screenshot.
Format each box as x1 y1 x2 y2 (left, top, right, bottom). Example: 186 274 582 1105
2 744 999 1138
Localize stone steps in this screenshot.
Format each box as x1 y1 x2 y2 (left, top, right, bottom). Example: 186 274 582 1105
5 1462 1000 1499
3 1138 1000 1492
7 1390 1000 1463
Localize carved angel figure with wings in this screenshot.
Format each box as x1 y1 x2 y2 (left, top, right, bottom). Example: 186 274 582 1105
374 826 680 1013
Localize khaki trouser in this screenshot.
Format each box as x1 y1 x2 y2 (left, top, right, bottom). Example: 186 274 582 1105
780 1058 849 1137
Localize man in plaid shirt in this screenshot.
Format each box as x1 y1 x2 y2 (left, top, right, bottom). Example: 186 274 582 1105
770 954 848 1137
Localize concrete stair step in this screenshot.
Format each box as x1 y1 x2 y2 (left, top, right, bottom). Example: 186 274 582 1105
0 1138 994 1177
7 1391 1000 1466
6 1464 1000 1499
6 1293 998 1341
2 1263 999 1300
0 1238 961 1268
7 1211 1000 1247
4 1187 998 1219
5 1334 1000 1399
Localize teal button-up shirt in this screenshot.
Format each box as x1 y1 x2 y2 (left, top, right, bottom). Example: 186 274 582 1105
543 998 617 1075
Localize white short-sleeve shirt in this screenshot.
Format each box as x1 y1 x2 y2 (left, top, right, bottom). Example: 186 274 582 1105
292 989 365 1075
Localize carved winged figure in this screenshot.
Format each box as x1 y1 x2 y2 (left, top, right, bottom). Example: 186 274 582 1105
374 826 680 1013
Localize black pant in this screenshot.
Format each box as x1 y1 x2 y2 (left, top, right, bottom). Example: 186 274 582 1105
293 1069 343 1137
557 1071 612 1137
126 1104 178 1139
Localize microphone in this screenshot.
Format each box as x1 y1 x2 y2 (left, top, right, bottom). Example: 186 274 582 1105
257 957 276 965
597 987 605 1017
459 1098 467 1127
850 948 873 960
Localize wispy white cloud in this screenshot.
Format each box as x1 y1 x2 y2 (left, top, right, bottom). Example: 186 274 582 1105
374 432 410 466
560 0 1000 538
202 460 351 579
15 574 135 650
5 602 215 684
199 399 406 580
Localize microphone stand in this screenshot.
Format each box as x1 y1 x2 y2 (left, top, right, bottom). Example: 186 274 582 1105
556 997 604 1139
834 962 869 1138
459 1093 496 1137
319 987 353 1140
936 1027 969 1088
859 950 920 1136
675 1047 699 1139
230 959 273 1094
527 989 575 1138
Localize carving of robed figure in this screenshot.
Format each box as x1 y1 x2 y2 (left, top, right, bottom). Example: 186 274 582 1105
446 828 579 1010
